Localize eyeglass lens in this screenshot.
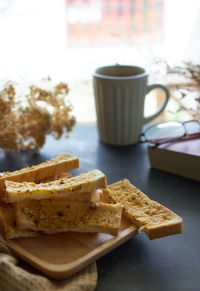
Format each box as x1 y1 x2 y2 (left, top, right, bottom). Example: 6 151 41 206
184 120 200 135
144 122 185 142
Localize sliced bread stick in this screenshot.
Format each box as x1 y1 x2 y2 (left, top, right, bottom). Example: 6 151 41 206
3 169 106 202
15 199 122 236
103 179 183 239
0 153 79 196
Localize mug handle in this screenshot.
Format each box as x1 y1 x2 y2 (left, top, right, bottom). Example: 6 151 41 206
143 84 170 124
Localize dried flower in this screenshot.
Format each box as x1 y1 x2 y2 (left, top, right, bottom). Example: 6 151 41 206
0 81 75 154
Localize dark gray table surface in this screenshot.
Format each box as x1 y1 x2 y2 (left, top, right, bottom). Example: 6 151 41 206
0 125 199 291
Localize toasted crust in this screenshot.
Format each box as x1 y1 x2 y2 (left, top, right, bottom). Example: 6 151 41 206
0 153 79 197
3 169 106 203
143 218 182 240
15 200 122 236
0 202 37 240
104 179 183 240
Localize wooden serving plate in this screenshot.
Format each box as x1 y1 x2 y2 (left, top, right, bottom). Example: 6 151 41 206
6 216 138 279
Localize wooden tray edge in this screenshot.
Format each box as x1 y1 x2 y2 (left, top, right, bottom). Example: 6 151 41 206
7 226 138 279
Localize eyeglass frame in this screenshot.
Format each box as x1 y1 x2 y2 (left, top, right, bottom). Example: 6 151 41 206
139 120 200 145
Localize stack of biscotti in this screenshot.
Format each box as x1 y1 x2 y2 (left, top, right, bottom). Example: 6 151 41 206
0 154 123 240
0 153 79 239
0 153 182 241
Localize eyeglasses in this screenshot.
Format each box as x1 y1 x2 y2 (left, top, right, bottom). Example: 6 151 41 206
140 120 200 145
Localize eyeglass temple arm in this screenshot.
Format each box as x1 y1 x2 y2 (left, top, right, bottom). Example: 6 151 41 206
138 133 147 143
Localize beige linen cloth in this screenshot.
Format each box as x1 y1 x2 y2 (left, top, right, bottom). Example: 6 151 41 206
0 239 97 291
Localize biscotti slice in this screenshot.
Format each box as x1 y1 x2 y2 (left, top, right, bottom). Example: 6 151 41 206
103 179 183 240
0 202 37 240
0 153 79 195
3 169 106 203
15 199 123 236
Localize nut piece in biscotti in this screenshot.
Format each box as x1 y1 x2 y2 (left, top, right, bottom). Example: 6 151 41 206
103 179 183 240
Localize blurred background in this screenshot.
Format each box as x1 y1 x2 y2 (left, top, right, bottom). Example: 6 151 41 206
0 0 200 123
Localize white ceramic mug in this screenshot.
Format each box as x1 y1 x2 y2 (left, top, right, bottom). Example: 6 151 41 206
93 65 169 146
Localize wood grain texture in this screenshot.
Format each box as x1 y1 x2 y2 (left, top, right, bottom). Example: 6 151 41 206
5 216 137 279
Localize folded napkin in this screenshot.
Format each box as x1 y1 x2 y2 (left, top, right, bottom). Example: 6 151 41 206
0 239 97 291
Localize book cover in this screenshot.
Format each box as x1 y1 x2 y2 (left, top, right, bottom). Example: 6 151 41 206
148 138 200 181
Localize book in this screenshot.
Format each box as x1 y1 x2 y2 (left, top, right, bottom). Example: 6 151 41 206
148 138 200 182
